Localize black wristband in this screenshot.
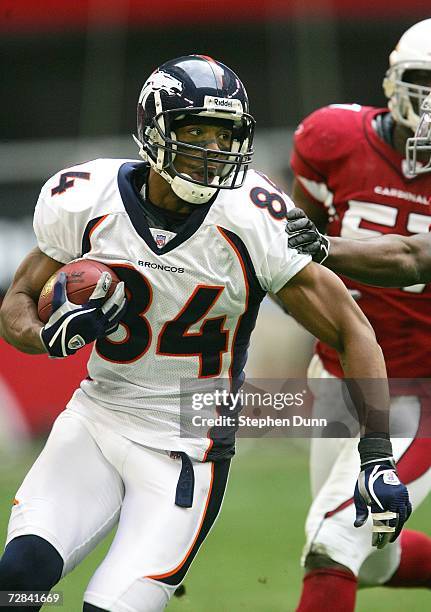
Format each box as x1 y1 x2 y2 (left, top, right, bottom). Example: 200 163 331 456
362 431 390 440
358 436 393 467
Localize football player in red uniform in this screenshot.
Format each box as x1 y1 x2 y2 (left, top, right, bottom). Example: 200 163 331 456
288 19 431 612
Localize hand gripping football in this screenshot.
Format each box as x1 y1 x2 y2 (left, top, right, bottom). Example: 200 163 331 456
38 259 120 323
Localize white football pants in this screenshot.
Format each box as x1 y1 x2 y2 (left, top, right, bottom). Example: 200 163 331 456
6 407 230 611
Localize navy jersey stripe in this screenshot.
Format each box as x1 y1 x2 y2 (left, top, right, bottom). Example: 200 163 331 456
203 228 266 462
218 227 266 300
218 227 266 382
81 215 108 256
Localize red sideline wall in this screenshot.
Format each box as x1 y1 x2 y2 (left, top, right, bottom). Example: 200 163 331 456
0 339 91 435
0 0 429 32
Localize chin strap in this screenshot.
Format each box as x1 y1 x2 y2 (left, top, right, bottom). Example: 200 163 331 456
133 134 218 205
170 174 218 205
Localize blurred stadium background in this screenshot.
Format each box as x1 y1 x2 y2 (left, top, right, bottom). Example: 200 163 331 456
0 1 430 610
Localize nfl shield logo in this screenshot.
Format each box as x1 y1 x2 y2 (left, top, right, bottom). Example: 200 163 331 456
156 234 166 248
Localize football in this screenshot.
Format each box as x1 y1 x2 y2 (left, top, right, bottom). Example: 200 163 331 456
37 259 120 323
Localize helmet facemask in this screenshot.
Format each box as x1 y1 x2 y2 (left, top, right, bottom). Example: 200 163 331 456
405 93 431 175
384 65 431 131
162 110 251 176
135 101 254 204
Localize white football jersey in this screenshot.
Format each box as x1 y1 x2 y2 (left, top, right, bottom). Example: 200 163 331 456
33 159 311 460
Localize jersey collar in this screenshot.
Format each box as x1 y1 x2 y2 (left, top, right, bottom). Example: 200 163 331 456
117 162 213 254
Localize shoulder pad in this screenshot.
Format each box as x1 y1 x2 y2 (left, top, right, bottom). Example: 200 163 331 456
294 104 369 163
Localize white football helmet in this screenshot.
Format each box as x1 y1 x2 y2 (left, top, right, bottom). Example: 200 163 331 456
383 19 431 131
406 92 431 175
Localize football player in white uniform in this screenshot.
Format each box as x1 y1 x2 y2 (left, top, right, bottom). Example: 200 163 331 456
0 55 408 612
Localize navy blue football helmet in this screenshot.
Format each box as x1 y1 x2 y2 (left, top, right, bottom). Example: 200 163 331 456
134 55 255 204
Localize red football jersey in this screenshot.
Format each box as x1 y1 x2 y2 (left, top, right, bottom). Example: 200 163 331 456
291 104 431 378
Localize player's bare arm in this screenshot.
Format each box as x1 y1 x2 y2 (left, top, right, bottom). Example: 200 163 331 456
276 261 389 433
323 232 431 287
0 247 63 353
286 208 431 287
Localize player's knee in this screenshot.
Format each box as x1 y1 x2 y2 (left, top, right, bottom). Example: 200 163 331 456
0 535 63 590
85 577 174 612
304 552 351 574
124 578 173 612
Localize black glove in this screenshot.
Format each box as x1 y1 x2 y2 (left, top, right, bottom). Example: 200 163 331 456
285 207 330 264
40 271 127 358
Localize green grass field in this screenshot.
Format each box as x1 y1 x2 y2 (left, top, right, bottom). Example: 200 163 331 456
1 439 429 611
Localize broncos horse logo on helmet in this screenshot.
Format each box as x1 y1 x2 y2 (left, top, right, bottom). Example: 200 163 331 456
138 71 184 107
